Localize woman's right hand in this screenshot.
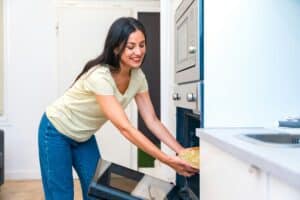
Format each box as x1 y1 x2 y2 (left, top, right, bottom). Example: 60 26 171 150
165 155 199 177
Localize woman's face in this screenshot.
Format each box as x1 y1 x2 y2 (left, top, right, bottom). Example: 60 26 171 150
119 30 146 70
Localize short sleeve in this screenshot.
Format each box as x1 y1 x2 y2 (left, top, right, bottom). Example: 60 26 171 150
137 69 149 93
83 67 114 95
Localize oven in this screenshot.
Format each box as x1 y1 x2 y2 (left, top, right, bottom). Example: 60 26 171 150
173 0 203 198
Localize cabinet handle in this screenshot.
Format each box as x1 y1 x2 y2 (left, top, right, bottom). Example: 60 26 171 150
188 46 197 54
248 165 260 174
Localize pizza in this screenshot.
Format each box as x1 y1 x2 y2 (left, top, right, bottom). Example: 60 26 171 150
178 147 200 169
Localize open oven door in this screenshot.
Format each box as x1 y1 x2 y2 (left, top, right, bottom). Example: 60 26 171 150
88 159 198 200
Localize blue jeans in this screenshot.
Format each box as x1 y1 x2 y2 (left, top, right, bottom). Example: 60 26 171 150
38 113 100 200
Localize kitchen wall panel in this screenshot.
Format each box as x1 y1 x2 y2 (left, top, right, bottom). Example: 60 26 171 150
0 0 3 116
204 0 300 127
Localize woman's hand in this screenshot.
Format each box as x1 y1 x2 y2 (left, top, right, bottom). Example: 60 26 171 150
165 155 199 177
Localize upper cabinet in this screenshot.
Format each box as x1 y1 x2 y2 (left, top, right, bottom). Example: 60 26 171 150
175 0 197 73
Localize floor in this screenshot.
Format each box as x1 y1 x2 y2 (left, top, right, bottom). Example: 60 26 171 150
0 180 82 200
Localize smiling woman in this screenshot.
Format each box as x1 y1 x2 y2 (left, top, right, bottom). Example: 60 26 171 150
38 17 198 200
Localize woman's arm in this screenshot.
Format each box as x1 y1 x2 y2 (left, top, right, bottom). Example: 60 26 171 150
96 94 197 176
134 92 184 154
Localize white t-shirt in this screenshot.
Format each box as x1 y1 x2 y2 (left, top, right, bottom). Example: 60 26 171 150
46 65 148 142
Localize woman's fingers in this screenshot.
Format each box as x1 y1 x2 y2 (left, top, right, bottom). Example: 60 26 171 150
183 167 199 176
181 171 193 177
179 159 199 173
166 155 199 177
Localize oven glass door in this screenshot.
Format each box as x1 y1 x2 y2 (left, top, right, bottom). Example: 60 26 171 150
88 159 186 200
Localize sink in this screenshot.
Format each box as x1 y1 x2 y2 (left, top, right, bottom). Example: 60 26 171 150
238 133 300 147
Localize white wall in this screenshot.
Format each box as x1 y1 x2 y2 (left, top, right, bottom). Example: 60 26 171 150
0 0 57 179
204 0 300 127
0 0 4 116
0 0 160 180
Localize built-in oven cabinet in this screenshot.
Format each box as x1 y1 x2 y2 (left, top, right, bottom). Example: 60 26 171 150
175 0 198 80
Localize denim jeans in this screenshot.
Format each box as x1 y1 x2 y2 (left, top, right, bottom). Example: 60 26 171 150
38 113 100 200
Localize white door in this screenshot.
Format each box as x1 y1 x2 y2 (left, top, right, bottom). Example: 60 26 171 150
57 4 138 169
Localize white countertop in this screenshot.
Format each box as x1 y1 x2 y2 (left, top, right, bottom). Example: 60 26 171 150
196 127 300 189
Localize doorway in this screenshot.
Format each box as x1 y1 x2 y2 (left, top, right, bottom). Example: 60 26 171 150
137 12 161 168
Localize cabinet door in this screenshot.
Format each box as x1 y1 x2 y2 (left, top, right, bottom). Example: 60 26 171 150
201 140 268 200
269 176 300 200
175 0 197 72
57 5 136 169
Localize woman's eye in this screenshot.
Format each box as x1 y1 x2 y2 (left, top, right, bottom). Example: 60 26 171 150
127 46 134 50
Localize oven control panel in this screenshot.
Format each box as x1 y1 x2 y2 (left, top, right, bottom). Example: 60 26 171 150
173 81 202 114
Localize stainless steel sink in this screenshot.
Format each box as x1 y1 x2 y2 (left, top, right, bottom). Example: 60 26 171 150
238 133 300 147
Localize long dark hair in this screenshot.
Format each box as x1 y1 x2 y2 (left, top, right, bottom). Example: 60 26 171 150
73 17 147 83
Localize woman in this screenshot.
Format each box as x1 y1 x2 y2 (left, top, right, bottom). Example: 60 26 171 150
38 17 198 200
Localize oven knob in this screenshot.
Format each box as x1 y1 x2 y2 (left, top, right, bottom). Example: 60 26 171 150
188 46 197 54
186 93 196 102
172 93 180 101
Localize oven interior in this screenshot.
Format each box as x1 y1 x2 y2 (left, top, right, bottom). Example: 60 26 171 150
176 107 200 198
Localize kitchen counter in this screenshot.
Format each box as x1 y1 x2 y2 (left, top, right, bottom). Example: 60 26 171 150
196 127 300 189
